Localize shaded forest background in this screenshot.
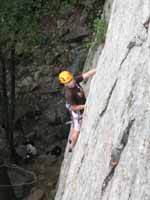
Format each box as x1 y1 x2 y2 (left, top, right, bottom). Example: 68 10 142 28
0 0 107 199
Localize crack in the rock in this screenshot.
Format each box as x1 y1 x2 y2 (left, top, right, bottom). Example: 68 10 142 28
100 79 118 117
77 154 85 174
91 79 118 134
127 173 137 200
119 33 147 71
128 192 132 200
120 119 135 147
91 78 118 146
143 16 150 32
101 119 135 197
119 44 135 71
101 166 115 197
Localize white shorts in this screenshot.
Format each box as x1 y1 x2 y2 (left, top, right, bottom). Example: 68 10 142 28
71 111 82 132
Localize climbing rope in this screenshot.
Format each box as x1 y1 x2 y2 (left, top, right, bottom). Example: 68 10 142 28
0 163 37 188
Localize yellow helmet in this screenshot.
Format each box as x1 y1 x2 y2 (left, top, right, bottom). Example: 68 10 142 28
58 71 73 84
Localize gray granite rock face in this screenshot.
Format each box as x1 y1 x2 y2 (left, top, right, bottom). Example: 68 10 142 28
103 0 114 23
55 0 150 200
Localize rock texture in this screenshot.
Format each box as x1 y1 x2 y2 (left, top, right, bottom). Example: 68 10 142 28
55 0 150 200
103 0 114 23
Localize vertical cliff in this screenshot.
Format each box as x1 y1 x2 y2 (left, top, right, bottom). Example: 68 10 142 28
103 0 114 23
55 0 150 200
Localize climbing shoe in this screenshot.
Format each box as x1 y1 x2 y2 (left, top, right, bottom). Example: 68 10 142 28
69 139 72 144
68 148 72 153
110 160 118 167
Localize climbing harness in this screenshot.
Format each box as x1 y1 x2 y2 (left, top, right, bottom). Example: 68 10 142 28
65 102 83 121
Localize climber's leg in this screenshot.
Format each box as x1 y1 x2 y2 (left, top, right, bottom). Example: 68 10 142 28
69 129 79 152
68 113 81 152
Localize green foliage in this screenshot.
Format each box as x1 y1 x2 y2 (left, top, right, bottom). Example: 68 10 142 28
0 0 81 55
47 0 81 17
83 65 90 73
47 190 55 200
0 0 53 55
94 18 108 44
84 18 107 51
84 38 92 49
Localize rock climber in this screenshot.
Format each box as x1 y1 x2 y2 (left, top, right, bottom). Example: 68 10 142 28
58 68 96 152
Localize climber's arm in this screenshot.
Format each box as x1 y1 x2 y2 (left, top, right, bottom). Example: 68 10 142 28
71 104 85 111
82 68 96 80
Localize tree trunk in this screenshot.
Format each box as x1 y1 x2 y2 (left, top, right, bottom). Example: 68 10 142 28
0 49 10 140
9 48 16 158
0 159 16 200
0 49 17 161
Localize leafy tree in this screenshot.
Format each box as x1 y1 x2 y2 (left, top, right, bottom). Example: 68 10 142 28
0 160 16 200
0 0 42 160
